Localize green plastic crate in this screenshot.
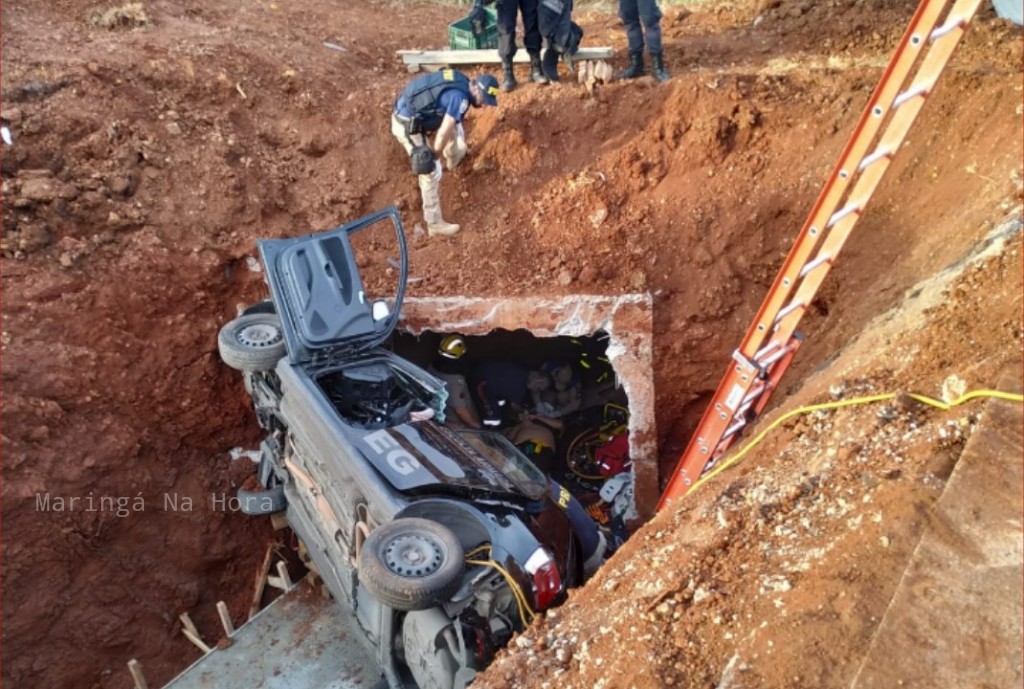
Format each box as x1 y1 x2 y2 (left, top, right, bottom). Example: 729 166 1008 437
448 7 498 50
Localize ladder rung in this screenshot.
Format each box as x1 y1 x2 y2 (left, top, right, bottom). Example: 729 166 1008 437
773 301 805 326
799 254 832 278
828 203 862 228
930 16 968 41
753 340 780 362
736 393 765 422
760 344 794 368
741 384 767 407
720 418 747 442
893 82 931 109
858 146 893 172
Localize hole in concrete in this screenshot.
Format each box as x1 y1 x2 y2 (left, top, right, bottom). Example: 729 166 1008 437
396 294 658 517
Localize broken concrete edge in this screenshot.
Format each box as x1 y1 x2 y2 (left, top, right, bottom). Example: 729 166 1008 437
397 46 615 66
398 293 657 519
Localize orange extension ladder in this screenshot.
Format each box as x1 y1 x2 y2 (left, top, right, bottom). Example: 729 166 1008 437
658 0 985 509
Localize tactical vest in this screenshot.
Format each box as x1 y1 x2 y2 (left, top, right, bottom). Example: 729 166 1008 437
399 70 471 134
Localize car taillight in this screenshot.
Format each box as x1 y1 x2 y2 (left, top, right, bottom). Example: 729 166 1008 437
524 547 562 610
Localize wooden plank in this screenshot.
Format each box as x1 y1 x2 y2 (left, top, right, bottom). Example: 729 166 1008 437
216 601 235 637
127 659 148 689
276 560 293 589
397 46 613 66
182 629 213 655
248 543 277 620
178 612 199 638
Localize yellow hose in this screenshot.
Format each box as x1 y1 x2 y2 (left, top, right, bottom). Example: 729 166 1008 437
690 388 1024 494
465 557 535 627
464 543 536 628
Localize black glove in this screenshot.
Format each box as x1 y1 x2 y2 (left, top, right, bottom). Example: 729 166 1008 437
468 4 486 38
410 145 435 175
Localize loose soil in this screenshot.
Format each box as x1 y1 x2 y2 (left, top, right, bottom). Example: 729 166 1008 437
1 1 1020 688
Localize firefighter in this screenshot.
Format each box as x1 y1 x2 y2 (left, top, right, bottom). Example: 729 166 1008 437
429 335 483 428
391 70 499 237
473 361 551 428
471 0 548 91
505 415 607 576
546 479 608 578
506 413 563 475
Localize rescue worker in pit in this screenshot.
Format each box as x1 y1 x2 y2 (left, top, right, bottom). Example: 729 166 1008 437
545 478 607 578
391 70 499 237
535 359 582 418
473 360 551 428
508 416 607 577
506 413 563 475
470 0 548 91
428 335 483 429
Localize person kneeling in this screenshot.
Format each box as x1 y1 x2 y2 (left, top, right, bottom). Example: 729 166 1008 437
391 70 500 237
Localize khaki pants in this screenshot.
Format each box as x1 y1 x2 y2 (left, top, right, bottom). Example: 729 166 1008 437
391 114 467 225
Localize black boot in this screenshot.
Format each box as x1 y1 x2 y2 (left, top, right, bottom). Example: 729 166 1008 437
501 60 517 92
617 51 645 80
650 52 670 82
541 48 560 83
528 53 549 85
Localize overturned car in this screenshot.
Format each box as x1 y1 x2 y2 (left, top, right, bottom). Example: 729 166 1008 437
217 208 591 689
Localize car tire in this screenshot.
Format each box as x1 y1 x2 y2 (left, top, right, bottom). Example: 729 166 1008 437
218 313 287 372
242 300 276 316
237 483 286 516
358 518 464 611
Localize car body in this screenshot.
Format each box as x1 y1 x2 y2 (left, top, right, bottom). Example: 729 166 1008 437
217 208 583 689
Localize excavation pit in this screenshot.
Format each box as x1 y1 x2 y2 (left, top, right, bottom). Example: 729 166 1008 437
3 1 1021 687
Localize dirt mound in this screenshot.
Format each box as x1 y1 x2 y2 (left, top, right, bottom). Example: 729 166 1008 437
1 1 1020 687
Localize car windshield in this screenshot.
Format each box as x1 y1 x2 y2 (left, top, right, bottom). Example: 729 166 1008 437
455 430 549 500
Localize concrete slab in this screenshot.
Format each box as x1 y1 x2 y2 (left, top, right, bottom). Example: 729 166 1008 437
851 369 1024 689
164 584 381 689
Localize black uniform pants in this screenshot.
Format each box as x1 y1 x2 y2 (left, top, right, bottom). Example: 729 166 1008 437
538 0 572 53
497 0 541 61
618 0 663 54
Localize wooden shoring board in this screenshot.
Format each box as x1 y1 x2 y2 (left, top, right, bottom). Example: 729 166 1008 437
398 46 614 69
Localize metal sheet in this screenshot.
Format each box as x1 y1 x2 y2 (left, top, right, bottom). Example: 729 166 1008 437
991 0 1022 25
164 584 381 689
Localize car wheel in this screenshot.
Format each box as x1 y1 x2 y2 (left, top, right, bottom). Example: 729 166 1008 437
218 313 287 372
358 518 464 611
237 483 286 515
